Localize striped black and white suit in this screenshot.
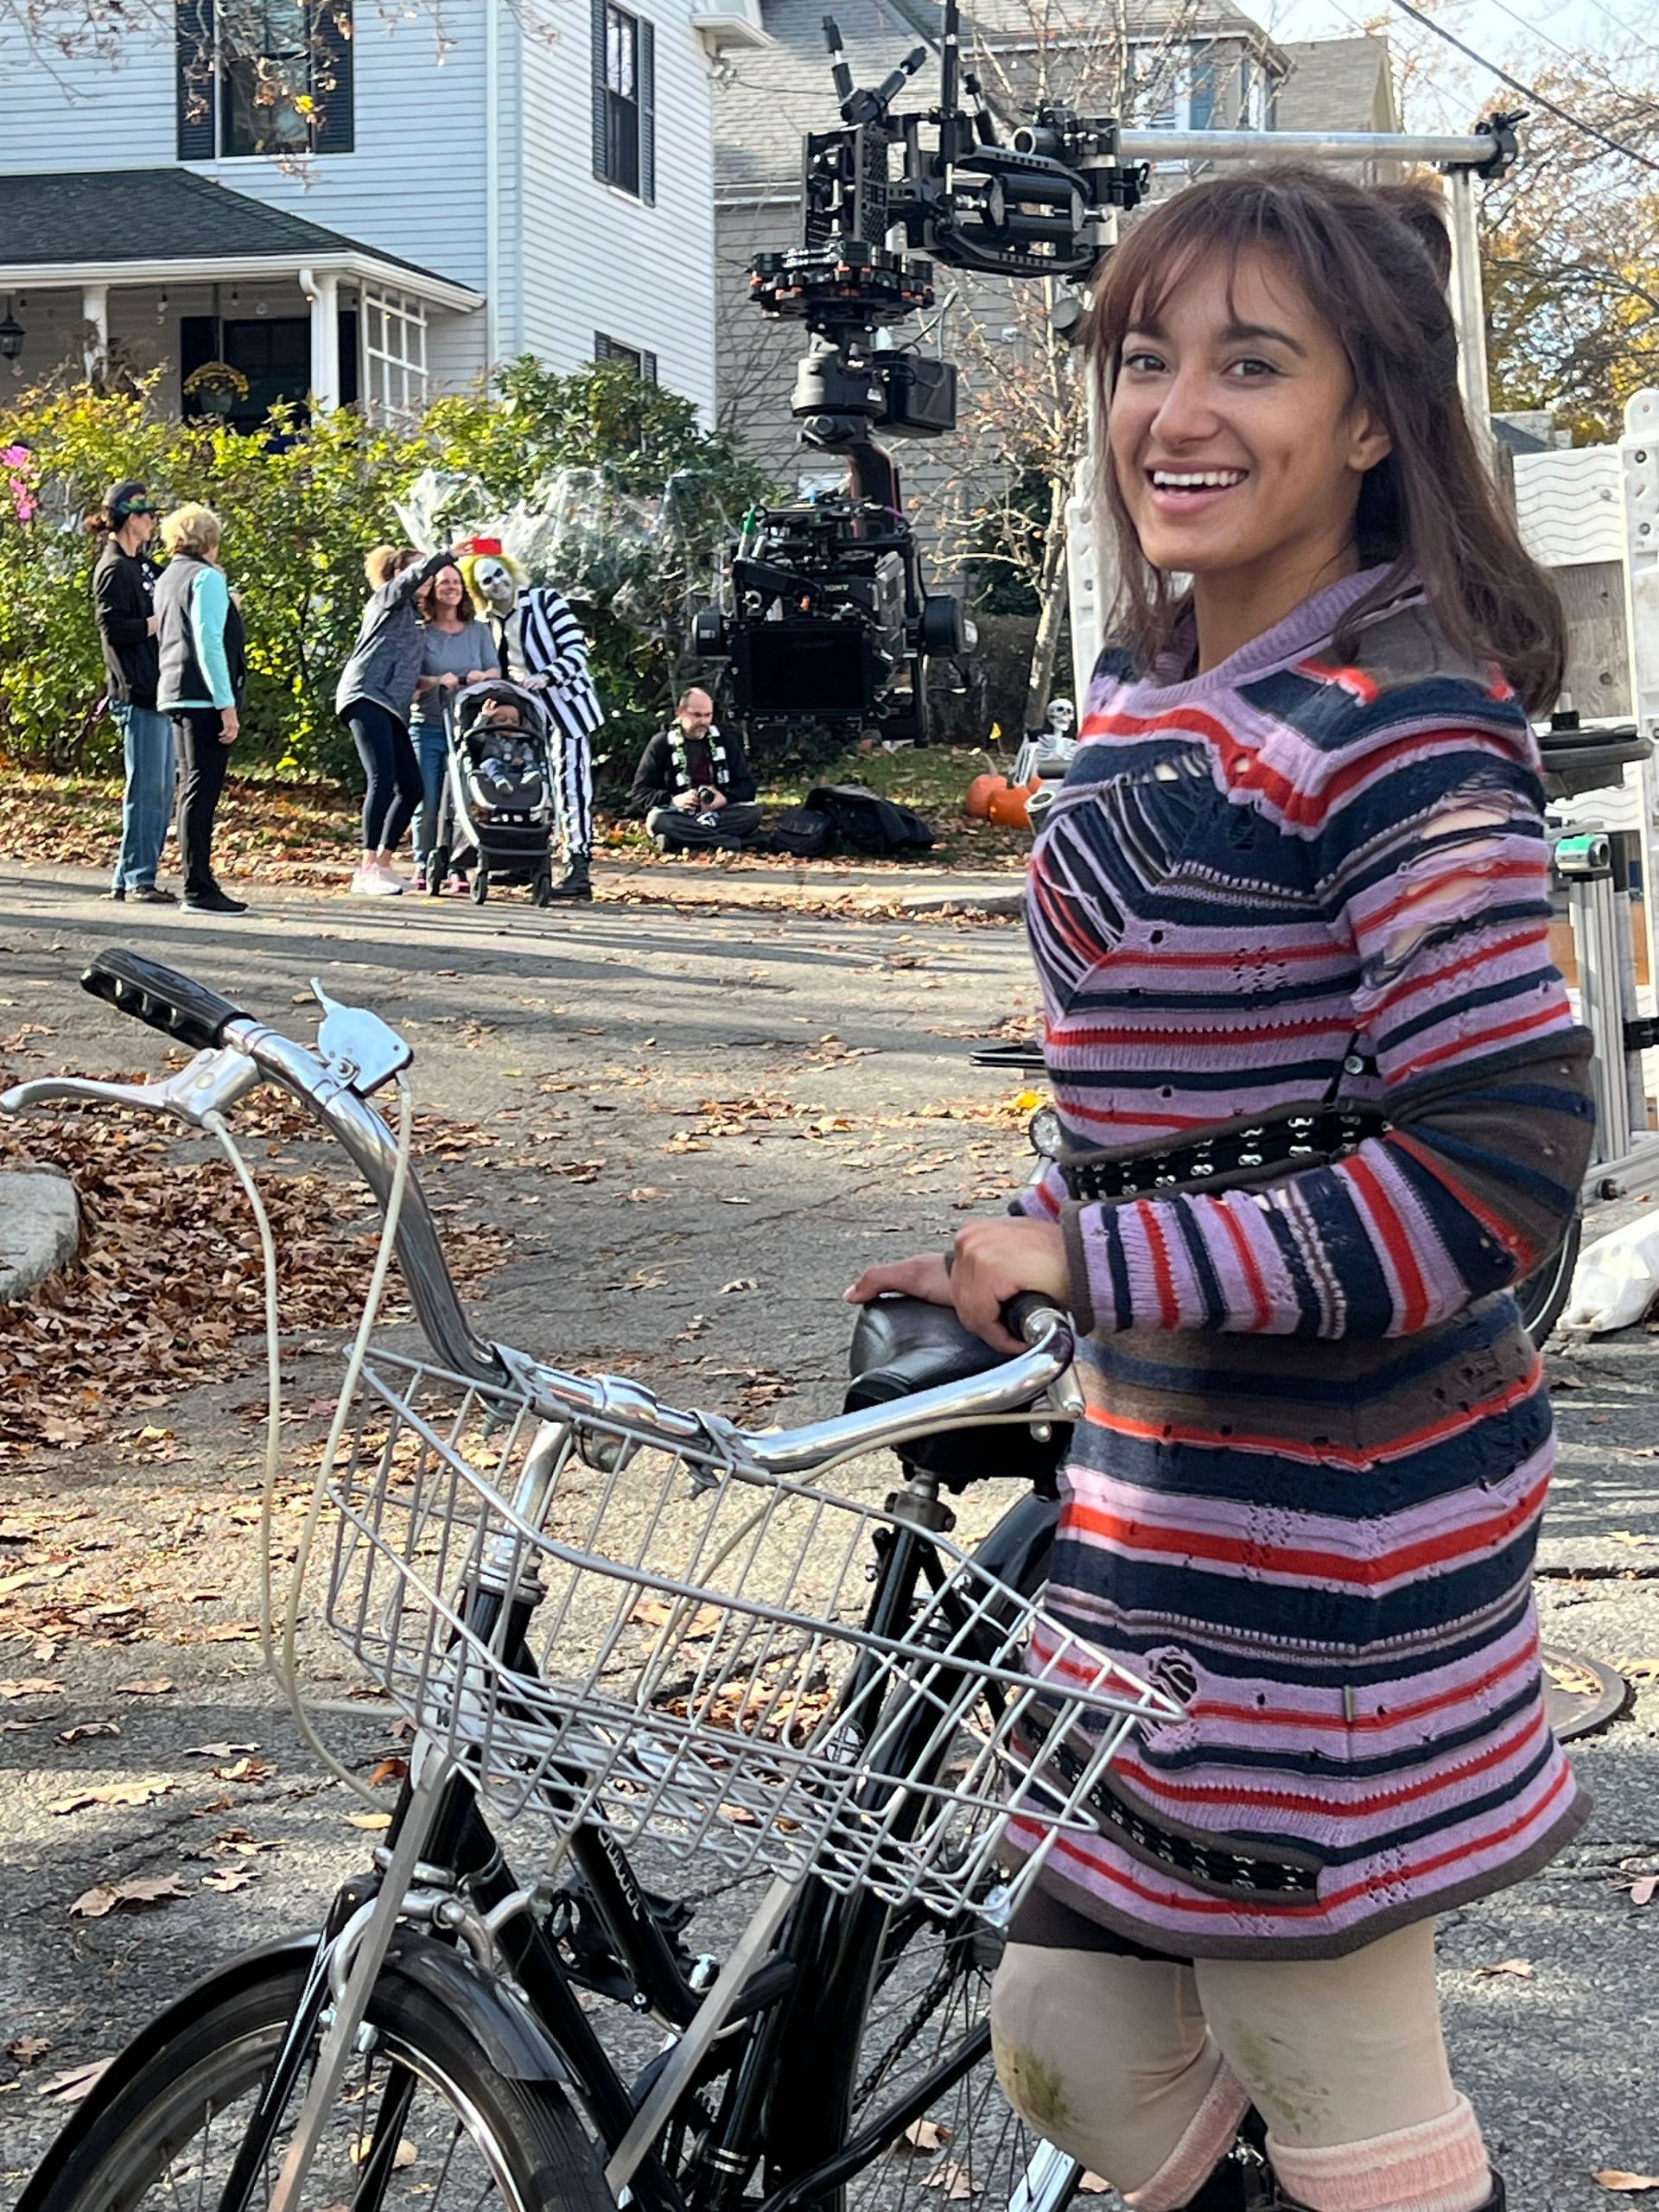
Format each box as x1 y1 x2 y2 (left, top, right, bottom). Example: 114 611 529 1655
496 586 604 861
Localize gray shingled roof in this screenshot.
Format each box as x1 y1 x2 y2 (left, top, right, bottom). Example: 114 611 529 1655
715 0 1287 195
0 168 470 294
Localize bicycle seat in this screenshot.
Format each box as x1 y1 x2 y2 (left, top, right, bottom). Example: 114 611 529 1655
844 1294 1067 1493
1535 715 1649 801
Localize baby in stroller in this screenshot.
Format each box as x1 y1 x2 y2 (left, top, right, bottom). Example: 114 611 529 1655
462 686 549 816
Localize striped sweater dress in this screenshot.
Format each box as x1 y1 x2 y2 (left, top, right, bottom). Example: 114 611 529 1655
1012 568 1596 1960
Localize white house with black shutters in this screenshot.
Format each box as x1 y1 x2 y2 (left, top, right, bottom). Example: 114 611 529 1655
0 0 766 423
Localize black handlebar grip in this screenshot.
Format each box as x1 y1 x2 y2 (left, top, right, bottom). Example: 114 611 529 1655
1000 1290 1067 1345
81 948 250 1054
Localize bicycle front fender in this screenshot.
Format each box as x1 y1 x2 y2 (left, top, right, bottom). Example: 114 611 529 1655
16 1930 574 2210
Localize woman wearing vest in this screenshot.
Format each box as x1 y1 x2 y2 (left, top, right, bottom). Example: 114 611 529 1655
849 169 1595 2212
155 503 248 917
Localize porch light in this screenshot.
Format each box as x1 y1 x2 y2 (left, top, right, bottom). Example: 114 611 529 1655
0 301 23 364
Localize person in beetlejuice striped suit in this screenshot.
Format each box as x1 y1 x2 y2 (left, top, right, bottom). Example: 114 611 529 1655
460 547 606 900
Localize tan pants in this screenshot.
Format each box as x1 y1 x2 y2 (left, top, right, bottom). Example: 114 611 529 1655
990 1922 1491 2212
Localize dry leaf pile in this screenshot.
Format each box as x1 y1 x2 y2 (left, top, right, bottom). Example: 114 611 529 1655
0 1099 505 1458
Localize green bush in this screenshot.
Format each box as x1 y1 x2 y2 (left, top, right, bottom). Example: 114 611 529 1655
0 363 775 780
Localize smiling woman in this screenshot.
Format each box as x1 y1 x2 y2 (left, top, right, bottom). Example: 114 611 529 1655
848 166 1592 2212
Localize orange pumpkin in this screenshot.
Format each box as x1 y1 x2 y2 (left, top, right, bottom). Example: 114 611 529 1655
964 773 1002 820
987 777 1040 830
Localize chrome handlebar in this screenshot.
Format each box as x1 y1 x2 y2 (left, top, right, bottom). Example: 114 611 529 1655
1 959 1077 1472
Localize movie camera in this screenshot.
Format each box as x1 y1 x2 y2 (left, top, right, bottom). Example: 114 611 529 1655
691 1 1148 744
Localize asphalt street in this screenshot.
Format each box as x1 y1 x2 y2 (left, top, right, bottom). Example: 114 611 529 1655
0 861 1654 2207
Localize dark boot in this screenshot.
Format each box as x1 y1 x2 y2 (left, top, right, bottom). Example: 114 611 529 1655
548 855 592 901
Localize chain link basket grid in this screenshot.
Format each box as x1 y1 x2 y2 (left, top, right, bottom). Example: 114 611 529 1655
321 1352 1181 1913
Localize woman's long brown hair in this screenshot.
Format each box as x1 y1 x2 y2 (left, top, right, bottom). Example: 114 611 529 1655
1088 165 1566 714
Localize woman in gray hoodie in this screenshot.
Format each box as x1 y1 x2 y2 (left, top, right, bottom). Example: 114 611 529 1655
335 541 467 895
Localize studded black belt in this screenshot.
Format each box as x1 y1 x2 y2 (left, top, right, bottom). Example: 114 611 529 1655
1030 1100 1389 1205
1025 1721 1321 1898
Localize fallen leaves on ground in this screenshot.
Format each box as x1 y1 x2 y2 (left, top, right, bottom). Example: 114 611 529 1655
48 1777 175 1815
897 2120 951 2154
1595 2176 1659 2194
0 1100 505 1459
0 1678 62 1700
5 2036 51 2065
36 2060 109 2107
1473 1959 1535 1979
69 1875 187 1918
113 1678 175 1697
1615 1874 1658 1905
922 2159 976 2199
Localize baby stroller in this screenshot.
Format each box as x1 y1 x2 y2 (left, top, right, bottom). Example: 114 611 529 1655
426 679 558 906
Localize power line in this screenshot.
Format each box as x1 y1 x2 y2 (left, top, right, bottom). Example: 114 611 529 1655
1385 0 1659 172
1474 0 1659 119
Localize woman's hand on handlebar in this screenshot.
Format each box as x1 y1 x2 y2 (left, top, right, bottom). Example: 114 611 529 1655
846 1217 1070 1355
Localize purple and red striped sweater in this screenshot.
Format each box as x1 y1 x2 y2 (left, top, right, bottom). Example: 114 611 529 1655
1010 568 1595 1958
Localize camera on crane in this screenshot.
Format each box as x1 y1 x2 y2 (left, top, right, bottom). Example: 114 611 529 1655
690 8 1147 748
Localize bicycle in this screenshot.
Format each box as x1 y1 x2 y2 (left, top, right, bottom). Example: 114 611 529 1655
5 948 1190 2212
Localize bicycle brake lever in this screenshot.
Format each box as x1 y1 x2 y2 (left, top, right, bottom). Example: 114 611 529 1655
0 1045 264 1128
310 982 413 1099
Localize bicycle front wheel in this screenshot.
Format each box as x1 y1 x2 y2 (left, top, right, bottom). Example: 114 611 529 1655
25 1957 609 2212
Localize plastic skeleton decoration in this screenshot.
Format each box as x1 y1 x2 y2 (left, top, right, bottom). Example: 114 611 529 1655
1046 697 1077 740
459 546 605 893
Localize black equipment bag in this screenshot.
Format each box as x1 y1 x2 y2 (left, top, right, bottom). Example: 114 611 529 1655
804 784 935 855
772 805 835 858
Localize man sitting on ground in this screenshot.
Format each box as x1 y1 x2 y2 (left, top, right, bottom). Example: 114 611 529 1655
626 689 764 853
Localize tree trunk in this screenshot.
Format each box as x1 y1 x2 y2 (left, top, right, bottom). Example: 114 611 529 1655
1021 469 1072 734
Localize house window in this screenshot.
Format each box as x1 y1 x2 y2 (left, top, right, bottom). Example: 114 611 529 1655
592 0 656 202
1125 41 1188 133
176 0 354 160
180 311 359 430
594 333 658 382
362 289 429 421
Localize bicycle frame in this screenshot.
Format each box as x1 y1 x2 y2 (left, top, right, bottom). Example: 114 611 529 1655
3 950 1091 2212
234 1485 1065 2212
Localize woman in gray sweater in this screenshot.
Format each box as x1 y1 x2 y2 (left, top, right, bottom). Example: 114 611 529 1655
335 541 466 895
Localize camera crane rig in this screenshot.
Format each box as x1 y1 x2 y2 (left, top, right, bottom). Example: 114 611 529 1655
691 0 1149 745
692 2 1522 747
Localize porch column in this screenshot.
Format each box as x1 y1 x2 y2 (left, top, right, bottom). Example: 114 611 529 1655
82 283 108 382
301 267 341 411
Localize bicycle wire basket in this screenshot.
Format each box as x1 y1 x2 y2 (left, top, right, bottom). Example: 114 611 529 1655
321 1351 1184 1917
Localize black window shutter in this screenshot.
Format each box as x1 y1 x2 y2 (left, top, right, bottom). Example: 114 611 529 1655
592 0 609 181
641 347 658 385
176 0 216 161
312 0 355 153
639 15 656 204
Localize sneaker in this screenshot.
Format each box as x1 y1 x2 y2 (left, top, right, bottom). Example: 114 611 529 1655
130 884 179 906
445 874 470 895
183 885 248 915
351 867 403 896
107 885 126 902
